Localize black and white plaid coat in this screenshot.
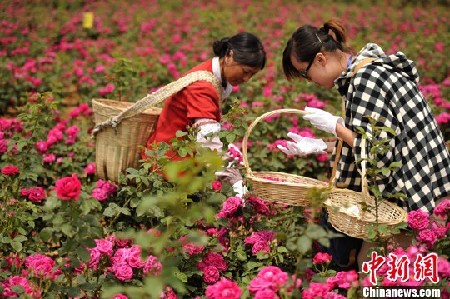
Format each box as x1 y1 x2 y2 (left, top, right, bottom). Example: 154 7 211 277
333 43 450 213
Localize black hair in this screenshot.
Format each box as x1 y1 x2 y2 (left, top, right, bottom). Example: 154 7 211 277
213 32 266 69
282 19 348 80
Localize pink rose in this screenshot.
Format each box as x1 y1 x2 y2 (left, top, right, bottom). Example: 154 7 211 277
25 254 57 279
198 252 227 272
433 199 450 218
160 286 178 299
42 153 56 163
95 239 113 255
99 83 115 96
0 139 8 153
438 257 450 277
35 141 48 153
254 289 279 299
248 277 273 293
1 276 41 299
211 180 222 191
23 187 46 202
88 248 101 269
84 162 96 175
246 196 271 215
65 125 79 139
182 242 204 256
301 282 330 299
407 210 430 231
313 252 333 264
55 173 82 200
203 266 220 284
180 235 204 256
115 238 132 248
92 188 109 201
245 231 276 245
316 153 329 163
252 241 271 255
259 266 289 289
113 294 128 299
2 165 19 176
113 263 133 281
96 179 118 194
143 255 162 276
127 245 145 268
217 197 242 219
416 229 438 248
206 277 242 299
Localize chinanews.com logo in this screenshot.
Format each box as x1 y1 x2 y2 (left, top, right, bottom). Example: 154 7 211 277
361 251 441 298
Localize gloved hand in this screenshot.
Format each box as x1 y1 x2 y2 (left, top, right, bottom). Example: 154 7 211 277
223 143 244 167
232 180 247 199
215 168 247 199
277 132 327 156
303 107 345 136
215 168 242 185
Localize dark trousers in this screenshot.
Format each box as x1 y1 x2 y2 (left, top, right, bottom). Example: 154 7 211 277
319 209 362 271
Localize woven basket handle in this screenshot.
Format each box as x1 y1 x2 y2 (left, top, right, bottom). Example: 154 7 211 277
242 109 309 177
329 57 376 198
91 70 222 137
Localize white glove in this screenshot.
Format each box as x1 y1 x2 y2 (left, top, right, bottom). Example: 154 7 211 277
223 143 243 167
277 132 327 156
232 180 247 199
303 107 345 136
215 168 242 185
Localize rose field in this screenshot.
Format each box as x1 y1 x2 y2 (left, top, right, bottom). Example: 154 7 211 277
0 0 449 298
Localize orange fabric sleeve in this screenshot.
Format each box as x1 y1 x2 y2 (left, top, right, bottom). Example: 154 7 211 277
185 81 221 121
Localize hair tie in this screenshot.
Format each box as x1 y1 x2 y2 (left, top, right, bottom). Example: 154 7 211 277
319 26 329 34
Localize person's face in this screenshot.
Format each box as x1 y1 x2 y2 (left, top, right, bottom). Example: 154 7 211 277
223 52 261 86
290 52 336 89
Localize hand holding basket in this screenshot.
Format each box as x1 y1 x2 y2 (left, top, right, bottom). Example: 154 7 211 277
242 109 328 207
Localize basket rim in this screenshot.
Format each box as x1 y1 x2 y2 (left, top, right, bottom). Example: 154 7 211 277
325 199 408 224
248 171 328 188
92 98 161 115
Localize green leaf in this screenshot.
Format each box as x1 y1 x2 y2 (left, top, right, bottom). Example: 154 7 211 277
77 246 90 262
174 270 188 283
244 261 263 271
236 247 248 261
277 246 288 253
175 131 188 137
61 224 75 237
11 241 23 252
13 235 27 243
178 147 188 157
297 235 312 254
11 285 25 294
39 228 53 241
226 133 236 143
1 237 12 244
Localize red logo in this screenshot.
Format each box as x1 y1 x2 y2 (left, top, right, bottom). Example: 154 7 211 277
362 251 439 285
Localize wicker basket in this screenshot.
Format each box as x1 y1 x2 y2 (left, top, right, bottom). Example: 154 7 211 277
324 138 408 239
92 99 161 182
242 109 328 207
91 71 222 182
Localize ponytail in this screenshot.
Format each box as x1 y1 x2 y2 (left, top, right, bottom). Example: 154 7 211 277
320 19 346 45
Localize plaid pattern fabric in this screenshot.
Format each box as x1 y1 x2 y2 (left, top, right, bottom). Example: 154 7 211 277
333 43 450 213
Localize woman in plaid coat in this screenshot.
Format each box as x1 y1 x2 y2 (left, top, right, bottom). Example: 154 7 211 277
280 19 450 270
